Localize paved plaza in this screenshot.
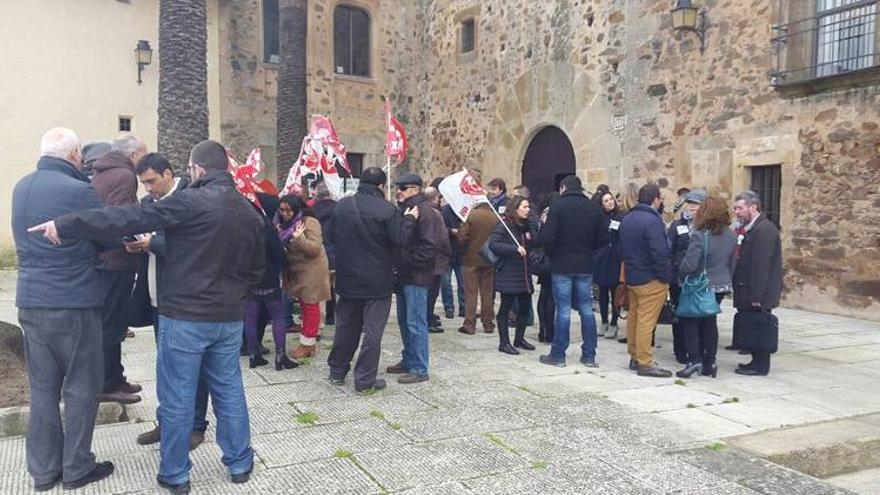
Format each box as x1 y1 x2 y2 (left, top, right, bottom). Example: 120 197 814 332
0 270 877 494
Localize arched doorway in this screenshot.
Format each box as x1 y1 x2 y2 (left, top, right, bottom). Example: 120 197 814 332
521 126 576 203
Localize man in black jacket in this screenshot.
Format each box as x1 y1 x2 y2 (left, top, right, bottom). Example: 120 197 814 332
326 167 418 393
732 190 783 376
386 174 449 385
30 140 265 493
312 182 337 325
537 176 606 368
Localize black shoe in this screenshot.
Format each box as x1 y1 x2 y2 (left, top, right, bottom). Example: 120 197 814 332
356 378 387 394
97 391 142 405
428 326 445 334
702 363 719 378
724 344 740 351
249 355 268 369
118 381 143 394
499 343 519 355
539 354 566 367
231 465 253 484
275 353 299 371
398 373 429 384
328 375 345 386
737 361 754 370
579 356 598 368
158 479 191 494
63 462 115 490
189 431 205 451
617 337 628 344
514 339 535 351
637 366 673 378
445 311 454 319
734 367 768 376
137 426 161 446
738 349 751 355
676 362 702 378
458 310 466 318
386 361 407 374
628 359 638 371
34 474 60 492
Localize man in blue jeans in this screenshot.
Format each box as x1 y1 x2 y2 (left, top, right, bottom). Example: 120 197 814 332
31 140 265 494
387 173 449 384
536 176 607 367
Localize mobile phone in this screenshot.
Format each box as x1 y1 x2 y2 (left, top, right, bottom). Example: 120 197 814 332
123 235 138 243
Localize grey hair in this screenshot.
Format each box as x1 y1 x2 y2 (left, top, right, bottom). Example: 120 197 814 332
734 190 761 208
40 127 80 159
111 134 144 156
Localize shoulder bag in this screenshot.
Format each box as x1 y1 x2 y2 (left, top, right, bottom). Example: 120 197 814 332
675 233 721 318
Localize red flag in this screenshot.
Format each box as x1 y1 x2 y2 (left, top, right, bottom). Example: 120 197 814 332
281 115 350 199
228 149 265 210
309 115 350 174
384 100 408 165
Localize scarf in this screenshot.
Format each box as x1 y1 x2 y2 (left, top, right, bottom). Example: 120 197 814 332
277 212 304 245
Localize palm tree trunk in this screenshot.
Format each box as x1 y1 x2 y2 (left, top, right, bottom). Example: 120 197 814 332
276 0 308 185
158 0 209 174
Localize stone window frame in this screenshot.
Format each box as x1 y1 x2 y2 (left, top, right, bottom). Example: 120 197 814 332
455 6 481 64
262 0 280 65
333 2 374 80
773 0 880 95
732 136 797 244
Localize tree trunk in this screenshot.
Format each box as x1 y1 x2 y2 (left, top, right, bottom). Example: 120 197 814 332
158 0 209 174
276 0 308 186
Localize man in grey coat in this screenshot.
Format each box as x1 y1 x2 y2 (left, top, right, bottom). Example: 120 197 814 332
11 127 115 491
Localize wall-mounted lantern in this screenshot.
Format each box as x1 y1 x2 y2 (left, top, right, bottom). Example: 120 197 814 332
135 40 153 84
671 0 709 54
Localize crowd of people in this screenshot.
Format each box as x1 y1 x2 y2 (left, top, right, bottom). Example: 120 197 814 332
13 127 783 493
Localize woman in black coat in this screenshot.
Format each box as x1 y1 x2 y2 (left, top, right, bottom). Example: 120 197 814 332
489 195 537 355
536 193 558 342
592 192 623 339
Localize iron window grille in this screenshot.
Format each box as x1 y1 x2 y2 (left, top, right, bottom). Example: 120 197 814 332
771 0 879 86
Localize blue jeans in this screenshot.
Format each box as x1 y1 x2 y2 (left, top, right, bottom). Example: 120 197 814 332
156 316 253 485
441 263 465 315
550 274 598 361
154 310 209 433
396 285 430 376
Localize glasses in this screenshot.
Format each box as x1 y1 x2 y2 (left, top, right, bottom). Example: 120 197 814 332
398 185 416 191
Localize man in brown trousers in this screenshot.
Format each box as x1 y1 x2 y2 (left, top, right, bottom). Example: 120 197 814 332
457 201 499 334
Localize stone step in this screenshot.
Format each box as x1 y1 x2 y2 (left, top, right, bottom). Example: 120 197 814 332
726 413 880 479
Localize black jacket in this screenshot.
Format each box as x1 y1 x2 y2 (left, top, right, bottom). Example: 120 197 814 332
592 209 624 287
396 193 449 288
441 204 463 265
536 190 606 275
668 215 694 284
330 184 416 298
56 171 266 322
733 215 783 310
312 198 337 270
12 156 108 309
490 219 536 294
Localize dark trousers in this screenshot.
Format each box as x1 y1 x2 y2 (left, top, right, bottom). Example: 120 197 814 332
426 275 442 326
597 284 620 326
679 294 725 366
537 276 555 342
669 284 688 361
101 270 135 392
750 352 772 374
152 309 210 433
497 293 531 347
325 275 336 325
327 296 392 390
244 295 287 354
19 308 103 485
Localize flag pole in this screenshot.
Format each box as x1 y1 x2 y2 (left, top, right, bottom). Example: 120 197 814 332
385 155 391 201
487 201 523 249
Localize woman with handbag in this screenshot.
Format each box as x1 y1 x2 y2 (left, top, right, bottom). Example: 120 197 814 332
675 196 737 378
489 195 537 355
593 192 624 339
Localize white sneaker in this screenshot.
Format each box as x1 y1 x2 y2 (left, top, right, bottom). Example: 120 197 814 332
605 324 619 339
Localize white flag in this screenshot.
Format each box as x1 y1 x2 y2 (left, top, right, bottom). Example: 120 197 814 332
438 169 490 221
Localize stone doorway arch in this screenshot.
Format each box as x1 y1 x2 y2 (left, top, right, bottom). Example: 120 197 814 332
521 126 576 203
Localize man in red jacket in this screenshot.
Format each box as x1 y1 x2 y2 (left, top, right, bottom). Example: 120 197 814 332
91 134 147 405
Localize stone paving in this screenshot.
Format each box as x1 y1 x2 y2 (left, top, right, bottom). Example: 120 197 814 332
0 269 876 494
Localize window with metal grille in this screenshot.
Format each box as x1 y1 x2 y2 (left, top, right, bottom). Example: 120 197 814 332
750 165 782 230
461 19 476 53
334 6 371 77
772 0 879 86
263 0 280 64
340 153 364 194
118 116 132 132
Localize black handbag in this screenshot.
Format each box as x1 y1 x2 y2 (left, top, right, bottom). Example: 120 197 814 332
657 299 677 325
478 238 500 267
732 310 779 353
528 248 549 276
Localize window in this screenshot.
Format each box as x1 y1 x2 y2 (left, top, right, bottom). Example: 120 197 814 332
771 0 879 86
334 6 371 77
341 153 364 194
815 0 877 77
118 116 132 132
263 0 280 63
750 165 782 230
461 18 476 53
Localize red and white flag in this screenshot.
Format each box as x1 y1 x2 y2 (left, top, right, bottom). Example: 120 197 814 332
228 148 265 210
438 169 489 221
384 100 408 166
280 115 350 199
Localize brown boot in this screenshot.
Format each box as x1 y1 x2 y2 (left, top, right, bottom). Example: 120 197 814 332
290 344 316 360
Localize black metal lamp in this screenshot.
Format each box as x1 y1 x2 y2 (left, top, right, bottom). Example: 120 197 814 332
135 40 153 84
671 0 709 53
